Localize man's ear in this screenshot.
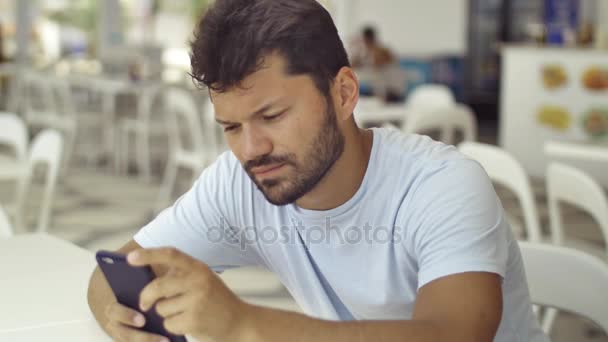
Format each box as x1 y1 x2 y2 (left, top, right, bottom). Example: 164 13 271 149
333 67 359 122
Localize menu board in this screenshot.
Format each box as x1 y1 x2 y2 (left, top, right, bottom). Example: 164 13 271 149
500 46 608 185
537 64 608 138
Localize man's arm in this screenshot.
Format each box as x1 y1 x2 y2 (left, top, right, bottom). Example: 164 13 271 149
86 239 168 335
130 247 502 342
236 272 502 342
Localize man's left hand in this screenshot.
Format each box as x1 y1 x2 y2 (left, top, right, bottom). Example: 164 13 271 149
128 247 250 341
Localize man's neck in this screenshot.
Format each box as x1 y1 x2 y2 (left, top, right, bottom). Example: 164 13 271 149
294 128 374 211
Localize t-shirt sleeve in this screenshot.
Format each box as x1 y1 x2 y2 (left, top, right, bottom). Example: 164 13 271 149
133 153 263 272
403 158 509 290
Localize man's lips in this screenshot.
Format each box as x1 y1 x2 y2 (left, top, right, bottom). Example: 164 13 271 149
250 163 286 176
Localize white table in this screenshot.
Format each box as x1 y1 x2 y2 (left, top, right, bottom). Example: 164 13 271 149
0 233 109 341
354 99 410 128
0 234 301 341
0 320 108 342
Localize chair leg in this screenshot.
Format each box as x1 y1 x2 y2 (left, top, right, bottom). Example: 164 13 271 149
120 126 130 176
541 307 558 335
13 171 31 233
61 127 76 171
156 158 178 213
136 129 151 182
114 125 129 176
112 126 123 175
36 176 57 233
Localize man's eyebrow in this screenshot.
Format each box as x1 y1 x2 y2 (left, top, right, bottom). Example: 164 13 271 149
215 118 235 125
215 98 283 125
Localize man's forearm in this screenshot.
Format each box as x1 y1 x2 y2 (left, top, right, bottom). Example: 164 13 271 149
234 304 460 342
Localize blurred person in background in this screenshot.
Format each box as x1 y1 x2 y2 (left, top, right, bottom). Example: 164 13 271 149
87 1 548 341
351 26 407 102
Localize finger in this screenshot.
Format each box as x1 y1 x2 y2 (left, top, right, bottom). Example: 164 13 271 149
163 312 195 336
105 302 146 328
127 247 195 270
155 293 194 318
140 275 188 312
106 321 169 342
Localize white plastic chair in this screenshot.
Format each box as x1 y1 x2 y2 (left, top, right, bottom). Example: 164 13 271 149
545 141 608 163
20 72 76 170
520 241 608 334
10 129 64 233
21 71 77 135
405 84 455 111
202 96 228 158
403 104 478 145
543 144 608 333
458 142 542 242
116 83 166 181
546 162 608 260
0 204 13 238
0 112 28 160
47 76 93 168
156 87 208 210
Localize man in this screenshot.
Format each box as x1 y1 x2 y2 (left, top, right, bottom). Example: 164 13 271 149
87 1 548 341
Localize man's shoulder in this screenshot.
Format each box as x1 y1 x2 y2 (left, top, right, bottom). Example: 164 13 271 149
373 128 492 211
373 128 471 172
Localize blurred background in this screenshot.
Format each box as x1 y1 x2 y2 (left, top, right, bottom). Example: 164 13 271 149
0 1 607 341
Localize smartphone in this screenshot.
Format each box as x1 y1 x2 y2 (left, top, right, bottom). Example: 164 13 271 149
95 250 187 342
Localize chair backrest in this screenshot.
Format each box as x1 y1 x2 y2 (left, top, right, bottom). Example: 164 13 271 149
459 142 542 242
0 112 28 160
13 129 64 232
403 104 477 145
546 162 608 253
22 70 57 115
405 84 455 111
520 241 608 333
0 204 13 238
136 82 166 123
47 76 77 118
165 87 206 163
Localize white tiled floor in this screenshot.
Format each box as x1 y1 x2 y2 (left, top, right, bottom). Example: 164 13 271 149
1 164 607 341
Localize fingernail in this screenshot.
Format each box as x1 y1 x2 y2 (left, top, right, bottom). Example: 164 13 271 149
159 338 169 342
127 251 140 263
134 314 145 327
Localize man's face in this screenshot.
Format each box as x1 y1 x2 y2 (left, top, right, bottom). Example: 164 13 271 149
211 54 345 206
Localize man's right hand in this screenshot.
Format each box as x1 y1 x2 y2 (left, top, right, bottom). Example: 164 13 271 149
104 302 169 342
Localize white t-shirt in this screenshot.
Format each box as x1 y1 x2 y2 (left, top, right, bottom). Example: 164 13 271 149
134 127 548 342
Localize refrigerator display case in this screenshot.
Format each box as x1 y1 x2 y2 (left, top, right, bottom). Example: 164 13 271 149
465 0 544 119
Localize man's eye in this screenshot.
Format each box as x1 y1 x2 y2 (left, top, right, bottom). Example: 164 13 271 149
224 125 238 132
263 112 284 121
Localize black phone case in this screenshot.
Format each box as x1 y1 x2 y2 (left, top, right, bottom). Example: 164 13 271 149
96 250 187 342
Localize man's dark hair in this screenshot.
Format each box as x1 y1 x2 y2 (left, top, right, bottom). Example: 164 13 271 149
190 0 350 96
362 26 376 43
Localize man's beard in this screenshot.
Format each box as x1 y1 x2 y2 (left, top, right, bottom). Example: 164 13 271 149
244 99 345 206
